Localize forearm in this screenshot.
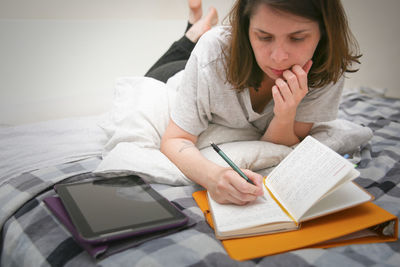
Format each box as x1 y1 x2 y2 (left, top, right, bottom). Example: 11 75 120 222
161 120 264 205
261 116 300 146
160 137 221 189
264 61 314 146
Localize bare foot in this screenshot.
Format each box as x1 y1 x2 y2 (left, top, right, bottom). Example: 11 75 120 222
188 0 202 24
186 7 218 43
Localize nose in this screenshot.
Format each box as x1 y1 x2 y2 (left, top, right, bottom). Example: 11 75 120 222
270 43 289 63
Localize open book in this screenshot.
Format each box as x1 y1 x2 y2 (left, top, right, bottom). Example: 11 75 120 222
208 136 374 240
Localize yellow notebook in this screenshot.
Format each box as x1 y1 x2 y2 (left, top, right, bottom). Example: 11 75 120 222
206 136 375 240
193 190 398 261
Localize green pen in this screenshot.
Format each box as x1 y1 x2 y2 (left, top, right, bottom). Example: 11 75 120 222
343 154 358 168
210 142 255 185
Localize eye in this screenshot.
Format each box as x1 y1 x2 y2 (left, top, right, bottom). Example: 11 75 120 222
290 36 305 42
258 36 272 42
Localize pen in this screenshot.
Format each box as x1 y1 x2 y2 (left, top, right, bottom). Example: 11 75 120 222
343 154 358 168
210 142 255 185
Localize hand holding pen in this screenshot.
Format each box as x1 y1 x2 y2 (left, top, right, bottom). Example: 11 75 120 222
209 142 264 205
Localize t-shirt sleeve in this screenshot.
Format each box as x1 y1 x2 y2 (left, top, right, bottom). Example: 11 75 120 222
170 53 212 136
295 76 344 123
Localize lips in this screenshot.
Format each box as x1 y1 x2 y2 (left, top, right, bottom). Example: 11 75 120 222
270 68 286 77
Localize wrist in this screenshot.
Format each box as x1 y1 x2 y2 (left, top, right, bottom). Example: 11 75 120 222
203 164 224 190
272 114 296 125
262 116 299 146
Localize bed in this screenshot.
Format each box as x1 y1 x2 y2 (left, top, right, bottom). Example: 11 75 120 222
1 77 399 266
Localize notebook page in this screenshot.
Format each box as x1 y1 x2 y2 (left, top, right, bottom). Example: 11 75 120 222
265 136 354 221
208 186 291 233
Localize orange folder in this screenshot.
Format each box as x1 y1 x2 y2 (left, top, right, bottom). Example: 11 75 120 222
193 190 398 261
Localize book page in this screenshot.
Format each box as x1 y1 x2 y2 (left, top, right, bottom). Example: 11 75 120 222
301 182 372 221
265 136 356 221
207 186 291 233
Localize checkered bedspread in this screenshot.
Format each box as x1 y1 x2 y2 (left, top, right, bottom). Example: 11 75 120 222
1 88 399 266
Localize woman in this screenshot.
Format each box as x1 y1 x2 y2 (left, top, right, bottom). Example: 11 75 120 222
157 0 361 205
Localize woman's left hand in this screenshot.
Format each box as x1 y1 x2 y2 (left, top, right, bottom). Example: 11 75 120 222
272 60 313 122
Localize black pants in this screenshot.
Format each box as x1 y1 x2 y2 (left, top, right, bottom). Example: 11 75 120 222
144 23 196 83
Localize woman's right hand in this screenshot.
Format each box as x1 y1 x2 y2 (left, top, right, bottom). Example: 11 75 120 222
207 168 264 205
161 119 264 205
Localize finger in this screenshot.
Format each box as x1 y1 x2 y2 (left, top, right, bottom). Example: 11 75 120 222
292 65 309 91
282 69 300 94
215 170 257 204
275 78 293 101
303 59 313 73
229 174 260 197
226 184 256 204
211 191 247 205
272 85 283 104
242 170 264 191
225 191 249 205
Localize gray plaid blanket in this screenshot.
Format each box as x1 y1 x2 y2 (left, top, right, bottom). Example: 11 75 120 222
1 88 399 266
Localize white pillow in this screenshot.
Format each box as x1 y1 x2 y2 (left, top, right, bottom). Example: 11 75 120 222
95 76 373 185
201 141 292 171
95 142 192 185
95 77 292 184
310 119 373 155
98 77 174 155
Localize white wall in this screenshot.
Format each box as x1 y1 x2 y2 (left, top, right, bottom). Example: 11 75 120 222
0 19 184 124
0 0 398 125
342 0 400 98
0 0 234 125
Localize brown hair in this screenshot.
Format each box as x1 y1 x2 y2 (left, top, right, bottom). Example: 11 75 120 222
225 0 361 91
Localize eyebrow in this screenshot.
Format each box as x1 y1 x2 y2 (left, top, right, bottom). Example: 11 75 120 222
255 28 310 35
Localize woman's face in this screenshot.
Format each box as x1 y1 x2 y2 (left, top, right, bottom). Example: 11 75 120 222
248 4 321 81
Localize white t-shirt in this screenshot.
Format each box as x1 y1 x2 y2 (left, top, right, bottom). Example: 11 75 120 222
171 26 344 137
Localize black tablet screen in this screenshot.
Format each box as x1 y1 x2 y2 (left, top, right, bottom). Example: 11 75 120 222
64 177 174 233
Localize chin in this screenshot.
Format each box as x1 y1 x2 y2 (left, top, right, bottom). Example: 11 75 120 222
264 71 280 80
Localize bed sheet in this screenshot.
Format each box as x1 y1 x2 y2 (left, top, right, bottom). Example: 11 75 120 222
0 115 107 185
1 88 399 266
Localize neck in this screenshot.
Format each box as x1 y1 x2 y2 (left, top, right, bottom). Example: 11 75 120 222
257 76 274 92
250 77 274 113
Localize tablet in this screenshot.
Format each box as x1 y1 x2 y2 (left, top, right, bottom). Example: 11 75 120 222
55 175 188 243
